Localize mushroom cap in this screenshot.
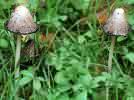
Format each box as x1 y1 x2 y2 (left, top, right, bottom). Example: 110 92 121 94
6 5 37 35
103 8 128 36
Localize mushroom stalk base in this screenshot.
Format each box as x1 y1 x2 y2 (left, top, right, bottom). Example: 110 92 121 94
15 35 21 78
106 36 116 100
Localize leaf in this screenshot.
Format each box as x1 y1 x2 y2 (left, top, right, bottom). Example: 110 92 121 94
57 85 71 93
96 9 108 25
78 75 92 87
84 31 93 38
0 70 3 81
21 70 33 78
54 72 69 85
71 0 90 11
16 0 27 4
94 91 106 100
0 38 9 49
28 0 39 10
125 53 134 63
19 77 32 87
33 79 41 91
124 0 134 4
59 16 68 21
117 36 127 42
56 94 69 100
127 15 134 25
126 97 134 100
75 91 87 100
94 75 107 83
37 77 45 82
78 35 86 44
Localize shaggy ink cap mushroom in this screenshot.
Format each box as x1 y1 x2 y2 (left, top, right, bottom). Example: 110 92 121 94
6 5 37 35
104 8 128 36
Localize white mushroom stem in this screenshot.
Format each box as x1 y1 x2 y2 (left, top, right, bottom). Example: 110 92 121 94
15 35 21 78
106 36 116 100
108 36 115 72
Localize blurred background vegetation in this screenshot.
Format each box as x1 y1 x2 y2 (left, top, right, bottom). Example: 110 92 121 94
0 0 134 100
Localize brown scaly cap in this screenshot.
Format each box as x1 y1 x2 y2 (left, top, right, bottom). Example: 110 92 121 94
103 8 128 36
6 5 37 35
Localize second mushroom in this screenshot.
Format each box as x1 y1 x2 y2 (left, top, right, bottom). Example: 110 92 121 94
103 8 128 100
104 8 128 72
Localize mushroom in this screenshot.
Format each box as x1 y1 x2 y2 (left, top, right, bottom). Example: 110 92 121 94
104 8 128 72
103 8 128 100
5 5 37 77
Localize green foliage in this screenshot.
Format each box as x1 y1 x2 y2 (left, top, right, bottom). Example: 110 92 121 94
70 0 90 13
124 0 134 4
0 0 134 100
0 38 9 48
125 53 134 63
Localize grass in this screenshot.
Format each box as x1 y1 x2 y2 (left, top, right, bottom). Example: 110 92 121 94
0 0 134 100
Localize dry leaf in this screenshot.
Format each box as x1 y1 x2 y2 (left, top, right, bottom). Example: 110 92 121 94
96 9 108 25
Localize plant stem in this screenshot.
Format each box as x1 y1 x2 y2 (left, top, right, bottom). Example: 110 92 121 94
106 36 116 100
15 35 21 78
